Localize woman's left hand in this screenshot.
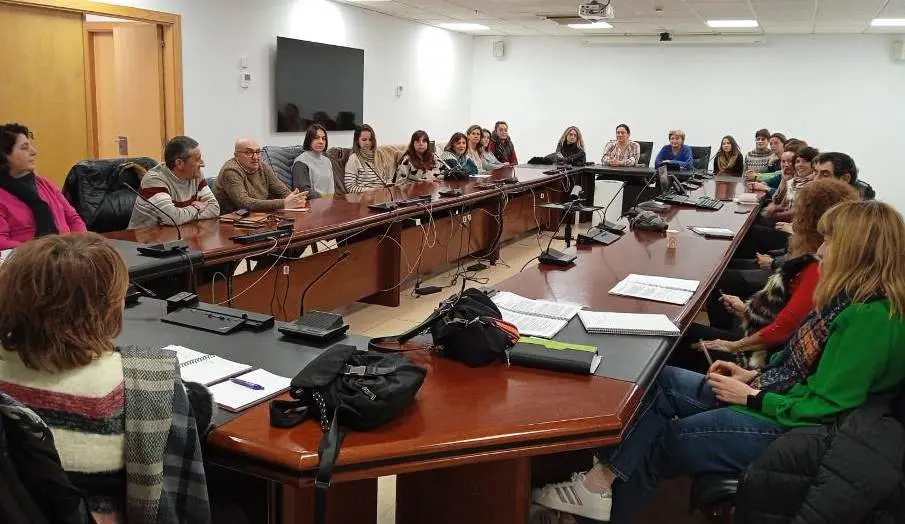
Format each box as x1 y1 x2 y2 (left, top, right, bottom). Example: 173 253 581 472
697 339 741 353
707 373 760 405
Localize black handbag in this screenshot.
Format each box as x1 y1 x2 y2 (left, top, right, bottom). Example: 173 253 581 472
269 344 427 524
369 288 520 367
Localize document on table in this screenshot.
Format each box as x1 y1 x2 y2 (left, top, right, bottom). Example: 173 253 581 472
208 369 291 412
608 274 700 306
491 291 583 320
499 310 569 339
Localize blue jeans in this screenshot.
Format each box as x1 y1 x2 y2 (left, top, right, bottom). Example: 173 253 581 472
587 366 786 524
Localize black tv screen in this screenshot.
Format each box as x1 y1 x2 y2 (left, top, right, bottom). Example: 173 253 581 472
275 37 364 133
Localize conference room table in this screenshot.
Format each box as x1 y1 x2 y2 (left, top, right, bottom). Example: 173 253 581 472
118 176 758 524
107 165 566 318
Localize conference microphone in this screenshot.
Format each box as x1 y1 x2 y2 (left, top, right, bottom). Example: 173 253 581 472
279 250 352 341
537 183 583 266
120 181 188 256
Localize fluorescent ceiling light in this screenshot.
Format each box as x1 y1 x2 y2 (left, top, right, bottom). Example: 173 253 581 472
438 22 489 31
871 18 905 27
567 21 613 29
706 19 759 28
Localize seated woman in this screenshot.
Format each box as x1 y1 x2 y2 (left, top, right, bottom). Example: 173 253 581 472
654 129 694 170
765 132 787 172
533 199 905 523
397 130 442 182
712 135 744 176
769 146 819 222
439 132 478 177
344 124 398 193
0 123 86 249
677 179 860 372
554 126 587 166
601 124 640 167
487 121 518 165
0 233 215 522
291 124 335 198
466 125 505 172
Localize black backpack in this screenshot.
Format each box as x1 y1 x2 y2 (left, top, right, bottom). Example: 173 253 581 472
269 344 426 524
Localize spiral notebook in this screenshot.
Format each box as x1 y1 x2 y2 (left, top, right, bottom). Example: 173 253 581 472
164 344 252 386
577 311 680 337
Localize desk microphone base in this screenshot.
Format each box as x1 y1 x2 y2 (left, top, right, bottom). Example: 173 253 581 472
278 311 349 342
538 248 577 266
577 228 621 246
137 240 188 257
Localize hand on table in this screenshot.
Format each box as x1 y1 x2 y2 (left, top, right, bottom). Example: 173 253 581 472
744 169 758 181
284 189 308 209
748 181 768 192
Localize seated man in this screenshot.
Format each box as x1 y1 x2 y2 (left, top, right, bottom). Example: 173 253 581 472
128 136 220 229
213 138 307 214
813 151 874 198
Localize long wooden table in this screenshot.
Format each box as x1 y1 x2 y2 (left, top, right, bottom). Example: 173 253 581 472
119 176 758 523
108 166 565 319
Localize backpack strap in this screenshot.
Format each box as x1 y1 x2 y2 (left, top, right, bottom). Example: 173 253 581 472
314 407 346 524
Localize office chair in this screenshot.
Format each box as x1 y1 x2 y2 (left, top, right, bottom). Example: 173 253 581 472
636 141 654 167
856 179 875 200
690 146 712 171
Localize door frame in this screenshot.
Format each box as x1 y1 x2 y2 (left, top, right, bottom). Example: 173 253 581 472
0 0 183 157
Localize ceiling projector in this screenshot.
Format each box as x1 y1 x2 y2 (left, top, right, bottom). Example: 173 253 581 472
578 0 615 21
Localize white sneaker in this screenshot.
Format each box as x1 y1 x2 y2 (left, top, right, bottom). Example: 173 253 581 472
532 472 612 521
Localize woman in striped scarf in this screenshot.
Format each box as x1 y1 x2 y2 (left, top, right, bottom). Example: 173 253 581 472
488 121 518 165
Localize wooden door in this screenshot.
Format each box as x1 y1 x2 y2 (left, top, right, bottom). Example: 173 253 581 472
0 4 89 186
113 23 165 160
90 31 118 158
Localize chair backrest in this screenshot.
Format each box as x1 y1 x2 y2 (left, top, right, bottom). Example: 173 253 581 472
62 157 158 233
636 141 654 167
690 146 711 171
855 179 875 200
262 145 305 189
205 177 216 192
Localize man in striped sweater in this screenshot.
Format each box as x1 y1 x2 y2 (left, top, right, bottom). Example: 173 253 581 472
128 136 220 229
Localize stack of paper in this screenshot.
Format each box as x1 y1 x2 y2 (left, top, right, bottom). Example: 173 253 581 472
608 274 700 306
491 291 582 338
577 311 680 336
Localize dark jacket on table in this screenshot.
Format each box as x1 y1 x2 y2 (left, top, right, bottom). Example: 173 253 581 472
736 391 905 524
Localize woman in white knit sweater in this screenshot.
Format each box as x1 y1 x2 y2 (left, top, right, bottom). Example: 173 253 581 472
344 124 397 192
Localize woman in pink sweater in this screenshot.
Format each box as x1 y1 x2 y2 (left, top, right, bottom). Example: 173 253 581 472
0 123 86 250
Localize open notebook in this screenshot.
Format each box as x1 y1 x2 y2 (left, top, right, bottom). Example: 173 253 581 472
491 291 582 338
208 369 291 412
608 274 700 306
164 344 252 386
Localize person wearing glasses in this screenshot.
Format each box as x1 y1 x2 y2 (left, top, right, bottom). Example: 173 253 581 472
213 138 307 214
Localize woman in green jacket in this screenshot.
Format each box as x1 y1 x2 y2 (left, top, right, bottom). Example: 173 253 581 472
533 199 905 523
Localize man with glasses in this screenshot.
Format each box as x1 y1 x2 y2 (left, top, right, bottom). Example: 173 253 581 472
213 138 307 215
128 135 221 229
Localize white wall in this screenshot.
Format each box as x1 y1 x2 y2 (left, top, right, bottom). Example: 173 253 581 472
101 0 474 174
470 35 905 211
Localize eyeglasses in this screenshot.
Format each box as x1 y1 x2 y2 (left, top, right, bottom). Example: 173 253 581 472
239 149 263 157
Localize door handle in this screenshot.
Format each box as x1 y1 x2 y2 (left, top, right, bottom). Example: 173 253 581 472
116 136 129 156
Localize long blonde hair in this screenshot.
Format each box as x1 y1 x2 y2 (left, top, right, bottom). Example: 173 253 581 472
816 200 905 317
557 126 584 151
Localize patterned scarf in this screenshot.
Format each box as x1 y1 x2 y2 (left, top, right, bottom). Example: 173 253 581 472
751 292 852 392
121 346 211 524
716 151 741 173
491 133 514 162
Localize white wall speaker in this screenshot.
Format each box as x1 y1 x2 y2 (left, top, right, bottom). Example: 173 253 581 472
893 41 905 62
492 40 506 60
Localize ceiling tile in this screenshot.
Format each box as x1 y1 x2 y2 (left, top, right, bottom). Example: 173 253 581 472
691 1 754 19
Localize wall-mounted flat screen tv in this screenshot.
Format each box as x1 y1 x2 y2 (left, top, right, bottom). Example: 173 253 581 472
275 37 364 133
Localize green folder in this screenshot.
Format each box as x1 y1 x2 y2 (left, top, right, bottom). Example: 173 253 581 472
518 336 597 353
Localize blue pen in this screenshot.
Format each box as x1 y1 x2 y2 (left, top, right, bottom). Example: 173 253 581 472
230 378 264 390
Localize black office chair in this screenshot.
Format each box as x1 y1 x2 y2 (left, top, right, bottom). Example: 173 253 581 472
62 157 159 233
689 473 738 523
636 141 654 167
690 146 712 171
856 179 876 200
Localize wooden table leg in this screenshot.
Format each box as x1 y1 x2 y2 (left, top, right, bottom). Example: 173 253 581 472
276 478 378 524
395 458 531 524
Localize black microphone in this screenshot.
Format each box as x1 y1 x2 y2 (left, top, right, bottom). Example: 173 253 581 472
120 181 188 256
299 250 351 316
596 181 627 234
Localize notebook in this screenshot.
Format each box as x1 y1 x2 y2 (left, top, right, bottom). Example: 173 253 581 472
208 369 292 412
508 340 602 375
491 291 582 338
608 274 700 306
689 227 735 239
164 344 252 386
577 311 680 337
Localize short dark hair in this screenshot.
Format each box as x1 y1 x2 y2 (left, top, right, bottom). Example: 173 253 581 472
814 152 859 184
164 136 199 169
1 123 32 177
444 132 467 154
795 146 820 164
616 123 631 135
770 132 787 143
303 124 328 151
755 128 771 140
784 138 808 153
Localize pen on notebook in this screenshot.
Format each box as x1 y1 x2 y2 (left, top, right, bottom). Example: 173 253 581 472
230 378 264 390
